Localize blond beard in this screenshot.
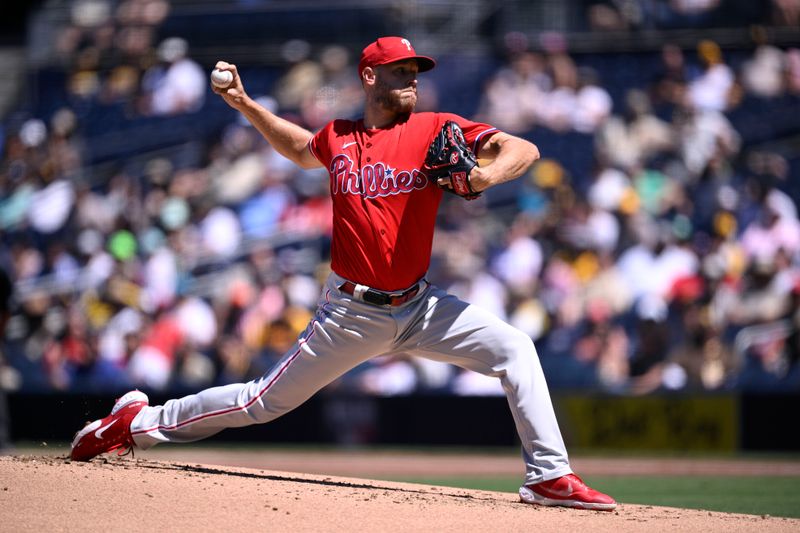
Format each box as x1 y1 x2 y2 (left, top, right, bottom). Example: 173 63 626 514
373 77 417 114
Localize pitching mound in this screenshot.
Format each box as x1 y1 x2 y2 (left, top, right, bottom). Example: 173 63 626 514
1 455 797 532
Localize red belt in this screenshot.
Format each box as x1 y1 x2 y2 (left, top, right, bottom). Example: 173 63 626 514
338 280 421 307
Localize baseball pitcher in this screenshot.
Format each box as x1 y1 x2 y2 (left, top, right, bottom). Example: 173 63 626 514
70 36 616 511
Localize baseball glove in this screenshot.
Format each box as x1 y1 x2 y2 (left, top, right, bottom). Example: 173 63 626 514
423 121 481 200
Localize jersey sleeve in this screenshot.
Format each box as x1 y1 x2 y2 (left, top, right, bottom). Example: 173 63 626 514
308 121 335 168
438 112 499 154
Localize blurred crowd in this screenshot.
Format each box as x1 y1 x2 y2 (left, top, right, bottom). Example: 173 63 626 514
584 0 800 31
0 2 799 397
469 34 800 394
53 0 210 117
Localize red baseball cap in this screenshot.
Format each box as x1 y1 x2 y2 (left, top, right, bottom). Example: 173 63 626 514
358 36 436 76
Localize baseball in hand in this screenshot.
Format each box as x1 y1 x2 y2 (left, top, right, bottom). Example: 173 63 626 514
210 68 233 88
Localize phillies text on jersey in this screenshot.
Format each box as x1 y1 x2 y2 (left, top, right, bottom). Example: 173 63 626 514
329 155 428 198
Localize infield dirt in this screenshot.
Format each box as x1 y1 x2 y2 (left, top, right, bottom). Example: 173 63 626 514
2 453 799 532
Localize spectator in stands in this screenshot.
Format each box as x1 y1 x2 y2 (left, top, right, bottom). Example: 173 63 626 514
140 37 206 116
734 274 800 387
539 51 580 132
675 100 741 179
299 45 363 129
56 0 170 106
127 308 185 390
41 304 131 391
587 163 634 214
740 184 800 256
741 43 788 99
626 295 672 394
785 48 800 94
558 198 620 254
616 215 700 302
491 213 544 299
596 88 675 171
273 39 323 115
572 67 613 133
575 297 630 391
97 305 143 371
197 201 243 260
687 40 737 112
666 301 737 390
477 50 549 134
482 42 611 135
650 43 689 112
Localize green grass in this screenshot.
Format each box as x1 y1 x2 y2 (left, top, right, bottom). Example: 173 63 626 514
593 476 800 518
384 475 800 519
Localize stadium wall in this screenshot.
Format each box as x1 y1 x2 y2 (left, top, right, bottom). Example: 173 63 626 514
8 392 800 452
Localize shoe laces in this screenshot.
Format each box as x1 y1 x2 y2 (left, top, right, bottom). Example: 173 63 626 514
107 441 135 458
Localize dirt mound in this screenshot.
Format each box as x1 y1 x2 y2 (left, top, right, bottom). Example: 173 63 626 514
2 455 798 532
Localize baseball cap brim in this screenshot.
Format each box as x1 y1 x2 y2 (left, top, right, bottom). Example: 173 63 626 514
393 55 436 72
362 54 436 74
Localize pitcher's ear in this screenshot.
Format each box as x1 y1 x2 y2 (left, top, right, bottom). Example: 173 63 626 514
362 66 376 84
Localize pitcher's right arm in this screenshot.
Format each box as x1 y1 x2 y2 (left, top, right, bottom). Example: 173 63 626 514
212 61 322 169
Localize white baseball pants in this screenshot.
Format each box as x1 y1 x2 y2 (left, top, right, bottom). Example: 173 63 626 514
130 272 572 484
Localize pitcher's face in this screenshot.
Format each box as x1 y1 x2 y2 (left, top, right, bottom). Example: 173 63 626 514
372 59 419 114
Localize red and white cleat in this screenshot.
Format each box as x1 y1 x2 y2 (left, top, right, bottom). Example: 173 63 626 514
520 473 617 511
70 390 149 462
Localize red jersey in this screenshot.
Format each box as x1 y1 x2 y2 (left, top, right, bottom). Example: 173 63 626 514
309 112 497 291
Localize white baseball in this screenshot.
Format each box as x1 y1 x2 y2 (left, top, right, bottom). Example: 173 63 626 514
210 68 233 88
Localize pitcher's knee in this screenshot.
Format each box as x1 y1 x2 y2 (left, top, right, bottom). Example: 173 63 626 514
496 329 538 366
